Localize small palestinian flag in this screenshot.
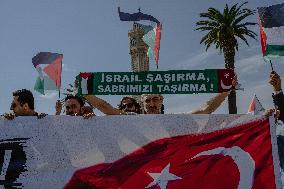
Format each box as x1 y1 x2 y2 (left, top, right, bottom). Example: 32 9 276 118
258 3 284 59
76 73 94 96
32 52 63 95
247 94 265 115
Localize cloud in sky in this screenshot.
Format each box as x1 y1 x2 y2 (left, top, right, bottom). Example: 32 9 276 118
62 63 77 73
38 92 58 100
178 49 220 69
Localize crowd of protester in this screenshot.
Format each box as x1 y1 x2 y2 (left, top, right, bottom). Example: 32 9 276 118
1 71 284 123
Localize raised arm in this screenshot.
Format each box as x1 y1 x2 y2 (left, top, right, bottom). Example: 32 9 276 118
84 95 124 115
270 71 284 122
191 92 229 114
191 75 238 114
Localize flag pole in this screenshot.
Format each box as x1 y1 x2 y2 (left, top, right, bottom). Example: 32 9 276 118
269 60 274 72
268 59 280 124
59 54 63 99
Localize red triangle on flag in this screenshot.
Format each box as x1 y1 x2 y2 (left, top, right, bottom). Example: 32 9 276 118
247 94 265 115
43 56 63 88
80 72 92 79
248 97 256 113
258 16 267 56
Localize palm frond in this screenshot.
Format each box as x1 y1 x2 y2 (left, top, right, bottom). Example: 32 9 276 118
236 33 249 46
228 3 238 16
224 4 229 17
196 2 255 53
233 11 255 25
235 1 248 14
236 22 257 28
196 26 215 31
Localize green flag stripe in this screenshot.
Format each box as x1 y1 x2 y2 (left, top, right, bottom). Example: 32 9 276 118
266 45 284 56
34 77 45 95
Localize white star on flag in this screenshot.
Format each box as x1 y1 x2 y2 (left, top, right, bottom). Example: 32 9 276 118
224 73 230 78
146 163 182 189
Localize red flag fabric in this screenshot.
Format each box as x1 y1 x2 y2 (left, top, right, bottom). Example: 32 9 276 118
217 69 235 92
64 118 279 189
43 55 63 88
247 94 265 115
258 16 267 56
154 23 162 68
80 72 92 79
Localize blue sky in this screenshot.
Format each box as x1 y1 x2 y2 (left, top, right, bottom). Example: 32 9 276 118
0 0 283 115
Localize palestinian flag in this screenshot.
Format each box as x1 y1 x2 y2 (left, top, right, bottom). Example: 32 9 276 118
76 72 94 96
32 52 63 95
118 7 162 68
258 3 284 59
136 23 162 68
118 7 160 24
247 94 265 115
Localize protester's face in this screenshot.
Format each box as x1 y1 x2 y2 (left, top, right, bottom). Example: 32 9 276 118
143 95 163 114
81 106 93 114
65 99 82 116
10 96 26 116
121 98 136 113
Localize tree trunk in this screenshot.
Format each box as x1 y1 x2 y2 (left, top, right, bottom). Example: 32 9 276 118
223 40 237 114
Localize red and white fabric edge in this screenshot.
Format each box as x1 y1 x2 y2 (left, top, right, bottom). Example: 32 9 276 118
270 116 282 189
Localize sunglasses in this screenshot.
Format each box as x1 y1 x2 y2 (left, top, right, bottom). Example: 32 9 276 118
121 103 134 109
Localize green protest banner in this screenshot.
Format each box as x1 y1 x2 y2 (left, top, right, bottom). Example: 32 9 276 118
76 69 234 95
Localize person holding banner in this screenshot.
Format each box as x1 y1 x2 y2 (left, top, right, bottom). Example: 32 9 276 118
83 95 141 115
140 92 232 114
3 89 47 120
118 96 142 114
269 71 284 122
55 95 96 118
140 94 163 114
139 76 239 114
85 81 237 115
79 70 240 115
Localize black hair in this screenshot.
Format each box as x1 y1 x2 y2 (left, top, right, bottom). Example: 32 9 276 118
13 89 35 110
118 96 141 114
64 95 84 107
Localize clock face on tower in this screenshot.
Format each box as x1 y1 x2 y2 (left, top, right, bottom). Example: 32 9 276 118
130 37 137 46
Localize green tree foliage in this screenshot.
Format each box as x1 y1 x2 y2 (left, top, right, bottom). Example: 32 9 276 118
196 2 257 114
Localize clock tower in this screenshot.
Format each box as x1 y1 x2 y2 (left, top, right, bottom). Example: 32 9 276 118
128 22 149 72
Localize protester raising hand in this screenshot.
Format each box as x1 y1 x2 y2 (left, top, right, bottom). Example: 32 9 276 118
269 71 282 92
269 71 284 123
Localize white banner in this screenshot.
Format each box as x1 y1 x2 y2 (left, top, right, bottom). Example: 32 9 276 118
0 115 280 189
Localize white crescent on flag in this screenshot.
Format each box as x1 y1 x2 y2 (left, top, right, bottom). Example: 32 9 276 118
221 79 232 90
191 146 255 189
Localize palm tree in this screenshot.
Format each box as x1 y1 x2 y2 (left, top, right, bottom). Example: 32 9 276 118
196 2 257 114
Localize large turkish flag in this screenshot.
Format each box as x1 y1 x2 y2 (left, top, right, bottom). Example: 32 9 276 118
64 118 278 189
